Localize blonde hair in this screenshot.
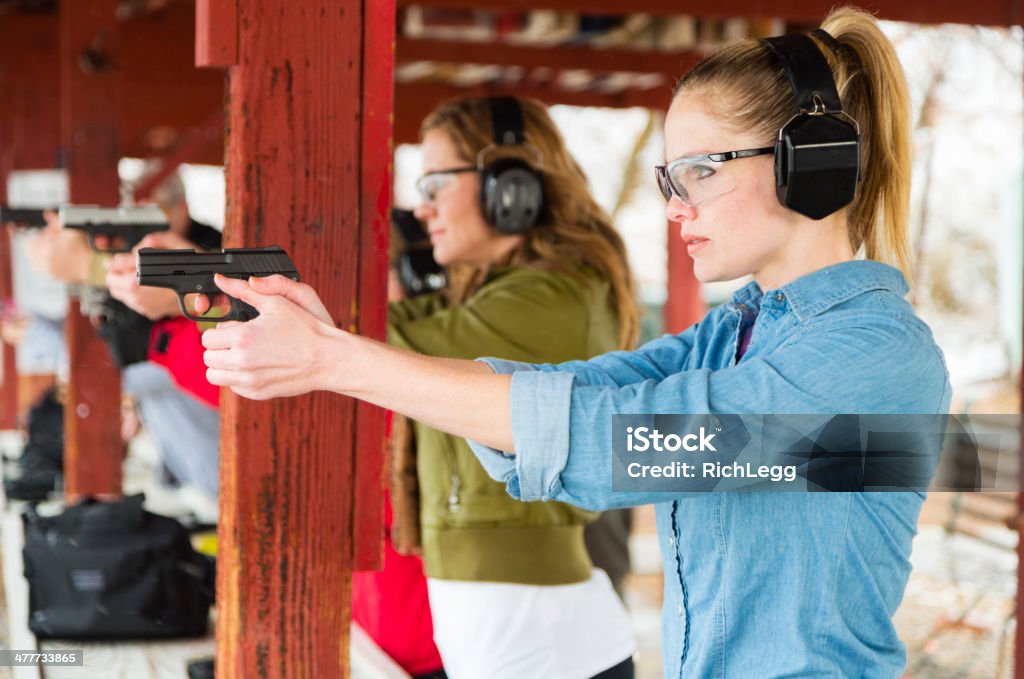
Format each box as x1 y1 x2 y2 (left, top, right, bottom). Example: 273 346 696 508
421 96 640 348
674 6 913 282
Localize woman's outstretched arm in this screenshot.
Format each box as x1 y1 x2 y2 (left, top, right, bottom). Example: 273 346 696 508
201 273 516 451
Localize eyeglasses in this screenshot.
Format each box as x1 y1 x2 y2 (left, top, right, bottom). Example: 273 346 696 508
655 146 774 207
415 166 477 204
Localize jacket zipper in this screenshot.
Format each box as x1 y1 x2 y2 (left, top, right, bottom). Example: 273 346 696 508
444 440 462 513
448 473 462 513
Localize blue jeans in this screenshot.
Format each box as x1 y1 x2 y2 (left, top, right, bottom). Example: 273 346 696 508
123 362 220 499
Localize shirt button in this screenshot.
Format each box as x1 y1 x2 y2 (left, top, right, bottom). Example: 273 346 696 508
677 605 684 617
775 292 785 301
668 536 675 547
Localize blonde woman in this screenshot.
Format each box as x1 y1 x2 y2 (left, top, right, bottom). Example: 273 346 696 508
203 8 950 676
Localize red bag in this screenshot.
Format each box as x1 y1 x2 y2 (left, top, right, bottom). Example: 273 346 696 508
148 317 220 408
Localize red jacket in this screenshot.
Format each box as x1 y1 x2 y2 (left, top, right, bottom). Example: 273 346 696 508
148 317 219 408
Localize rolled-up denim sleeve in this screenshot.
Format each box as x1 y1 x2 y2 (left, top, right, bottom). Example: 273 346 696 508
467 357 575 501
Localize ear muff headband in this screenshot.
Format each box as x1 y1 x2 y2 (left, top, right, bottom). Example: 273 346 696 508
761 33 861 220
479 97 545 234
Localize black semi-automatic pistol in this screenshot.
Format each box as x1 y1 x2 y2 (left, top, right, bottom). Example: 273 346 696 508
136 245 300 322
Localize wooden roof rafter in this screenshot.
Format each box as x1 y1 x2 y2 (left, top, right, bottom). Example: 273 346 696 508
396 0 1024 27
394 79 670 144
397 36 703 80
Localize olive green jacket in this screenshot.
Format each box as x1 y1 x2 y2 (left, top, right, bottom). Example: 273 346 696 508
388 265 620 585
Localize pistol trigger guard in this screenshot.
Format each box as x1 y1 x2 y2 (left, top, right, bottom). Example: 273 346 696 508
178 293 202 323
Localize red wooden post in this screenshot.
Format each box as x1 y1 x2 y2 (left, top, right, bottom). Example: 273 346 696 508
664 219 705 334
0 11 62 428
352 0 396 572
205 1 390 674
0 47 17 430
60 0 124 499
0 146 17 431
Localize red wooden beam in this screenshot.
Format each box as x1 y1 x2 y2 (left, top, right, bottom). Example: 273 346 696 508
60 0 124 499
352 0 396 571
396 0 1024 26
216 1 377 675
395 80 670 145
397 36 701 80
195 0 238 68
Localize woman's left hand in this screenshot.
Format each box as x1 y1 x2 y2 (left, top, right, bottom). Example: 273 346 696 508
201 274 340 400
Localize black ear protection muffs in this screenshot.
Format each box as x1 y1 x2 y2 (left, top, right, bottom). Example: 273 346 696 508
761 31 861 220
478 97 545 234
391 208 446 297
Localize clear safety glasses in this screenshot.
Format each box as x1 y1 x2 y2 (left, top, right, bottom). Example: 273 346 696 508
654 146 774 207
415 166 477 204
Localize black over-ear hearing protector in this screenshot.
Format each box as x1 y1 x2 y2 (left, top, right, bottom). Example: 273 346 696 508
479 97 545 234
391 208 446 297
760 32 861 220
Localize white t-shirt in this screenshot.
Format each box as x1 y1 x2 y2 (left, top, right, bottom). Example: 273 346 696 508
427 569 635 679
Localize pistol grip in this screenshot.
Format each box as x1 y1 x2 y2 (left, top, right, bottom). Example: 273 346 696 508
230 298 260 322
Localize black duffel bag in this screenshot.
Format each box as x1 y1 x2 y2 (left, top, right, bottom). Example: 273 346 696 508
22 494 214 639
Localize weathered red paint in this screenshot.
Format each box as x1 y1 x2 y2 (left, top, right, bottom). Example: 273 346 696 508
60 0 124 499
195 0 238 68
215 2 386 676
352 0 396 572
664 219 706 334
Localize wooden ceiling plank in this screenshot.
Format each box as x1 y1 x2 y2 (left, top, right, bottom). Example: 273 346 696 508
394 80 671 145
398 36 702 79
396 0 1023 27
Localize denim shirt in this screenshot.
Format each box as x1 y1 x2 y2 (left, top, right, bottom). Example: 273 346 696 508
467 260 952 678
